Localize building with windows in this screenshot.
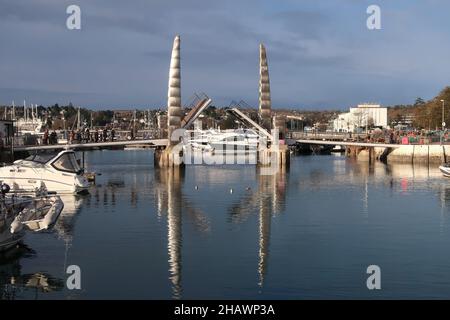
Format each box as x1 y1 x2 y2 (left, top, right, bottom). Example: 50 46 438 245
333 104 388 132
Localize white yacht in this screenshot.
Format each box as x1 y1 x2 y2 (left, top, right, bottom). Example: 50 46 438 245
15 117 44 135
0 150 89 194
184 129 260 154
439 163 450 177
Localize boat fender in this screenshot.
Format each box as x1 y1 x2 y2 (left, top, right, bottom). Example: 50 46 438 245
1 183 10 195
10 216 23 234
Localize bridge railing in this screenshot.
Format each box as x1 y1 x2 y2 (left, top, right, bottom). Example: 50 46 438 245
13 129 163 148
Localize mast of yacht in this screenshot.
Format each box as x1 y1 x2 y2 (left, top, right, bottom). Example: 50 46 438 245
31 103 35 124
77 107 81 130
133 109 136 136
23 100 27 122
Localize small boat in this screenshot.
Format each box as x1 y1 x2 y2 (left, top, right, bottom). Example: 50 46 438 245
0 150 89 194
0 183 64 251
10 195 64 233
439 163 450 177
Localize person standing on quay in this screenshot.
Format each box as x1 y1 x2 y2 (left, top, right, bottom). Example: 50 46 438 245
50 130 57 145
85 128 90 143
43 129 49 145
103 128 108 142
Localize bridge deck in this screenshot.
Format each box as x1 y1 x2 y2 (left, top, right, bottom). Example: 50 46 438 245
13 139 168 152
296 139 402 148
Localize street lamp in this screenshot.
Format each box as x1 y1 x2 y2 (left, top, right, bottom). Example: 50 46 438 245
441 99 446 144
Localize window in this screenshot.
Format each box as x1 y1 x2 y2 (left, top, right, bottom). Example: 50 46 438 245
25 153 56 164
51 152 81 173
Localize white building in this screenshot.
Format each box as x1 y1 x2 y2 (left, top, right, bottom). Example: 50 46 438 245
333 103 387 132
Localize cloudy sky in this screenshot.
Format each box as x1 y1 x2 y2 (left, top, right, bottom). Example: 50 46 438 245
1 0 449 110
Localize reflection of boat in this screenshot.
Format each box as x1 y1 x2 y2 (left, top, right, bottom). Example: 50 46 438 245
53 194 84 244
439 163 450 177
0 150 89 194
0 244 64 299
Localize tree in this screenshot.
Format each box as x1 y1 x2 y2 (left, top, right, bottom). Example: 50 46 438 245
414 97 425 106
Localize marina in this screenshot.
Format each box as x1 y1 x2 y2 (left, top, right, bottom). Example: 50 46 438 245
2 0 450 305
2 150 450 299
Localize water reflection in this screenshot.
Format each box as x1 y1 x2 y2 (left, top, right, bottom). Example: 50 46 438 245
153 167 215 299
9 149 450 299
227 167 288 287
154 168 184 299
54 195 85 245
0 245 63 300
256 168 287 287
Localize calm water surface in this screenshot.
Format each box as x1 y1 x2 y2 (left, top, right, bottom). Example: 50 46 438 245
2 150 450 299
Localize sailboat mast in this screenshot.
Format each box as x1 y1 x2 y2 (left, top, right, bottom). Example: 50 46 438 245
77 107 81 130
23 100 27 122
32 103 35 124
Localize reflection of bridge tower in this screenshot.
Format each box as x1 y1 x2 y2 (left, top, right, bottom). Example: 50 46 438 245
227 168 287 288
155 169 184 299
257 169 287 287
155 35 184 168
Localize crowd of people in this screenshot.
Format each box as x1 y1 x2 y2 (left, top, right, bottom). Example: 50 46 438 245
361 128 447 144
42 127 117 145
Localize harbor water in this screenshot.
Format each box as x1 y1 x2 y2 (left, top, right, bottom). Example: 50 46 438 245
2 150 450 299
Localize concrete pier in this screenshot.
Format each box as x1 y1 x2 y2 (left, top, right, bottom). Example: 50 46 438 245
374 145 448 164
258 144 290 169
154 146 184 169
349 144 448 164
298 139 449 164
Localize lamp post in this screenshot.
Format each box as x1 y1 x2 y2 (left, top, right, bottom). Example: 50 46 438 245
441 99 446 144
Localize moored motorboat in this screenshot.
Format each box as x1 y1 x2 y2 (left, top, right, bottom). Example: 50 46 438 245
439 163 450 177
183 129 259 155
0 150 89 194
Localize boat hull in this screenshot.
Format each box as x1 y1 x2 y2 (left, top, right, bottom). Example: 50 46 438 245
439 165 450 177
0 176 88 194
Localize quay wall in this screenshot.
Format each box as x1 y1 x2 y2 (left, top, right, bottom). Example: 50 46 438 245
355 145 449 164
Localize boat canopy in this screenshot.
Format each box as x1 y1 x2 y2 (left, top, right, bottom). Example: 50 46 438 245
50 152 81 174
24 153 57 164
23 151 81 174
